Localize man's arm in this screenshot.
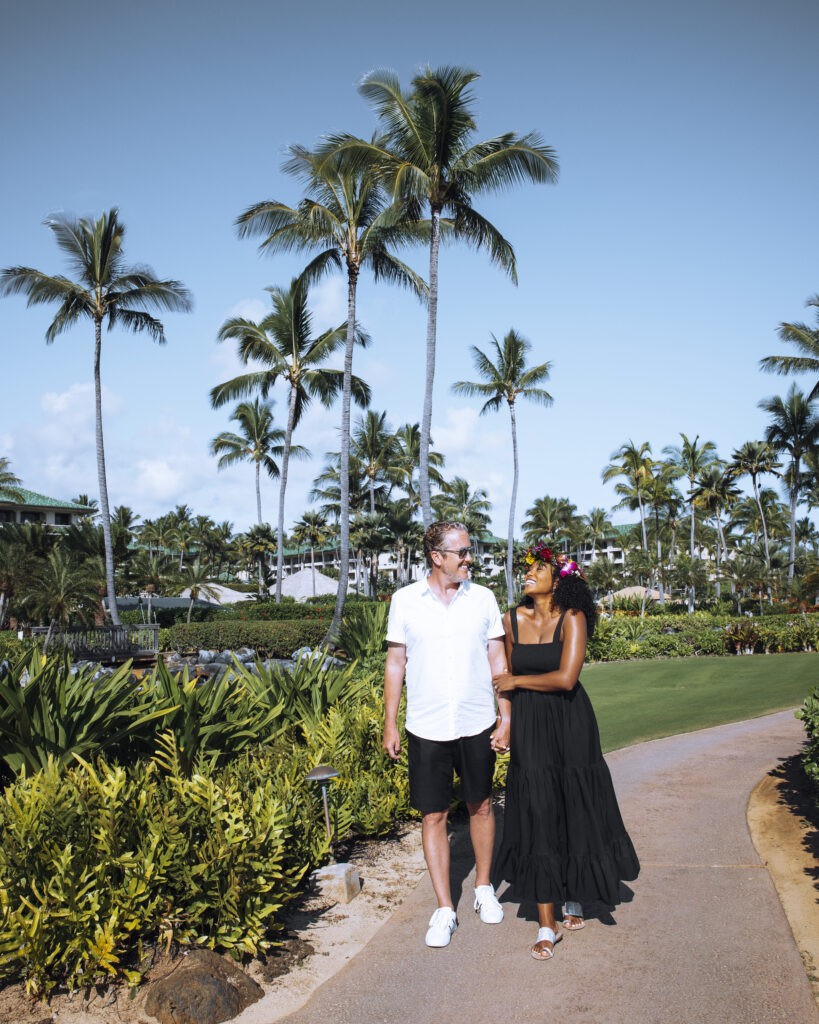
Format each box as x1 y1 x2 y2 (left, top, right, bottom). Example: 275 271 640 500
487 636 511 751
382 641 407 760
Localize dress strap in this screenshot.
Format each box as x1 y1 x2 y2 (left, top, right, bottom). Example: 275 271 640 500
511 606 519 644
553 610 568 643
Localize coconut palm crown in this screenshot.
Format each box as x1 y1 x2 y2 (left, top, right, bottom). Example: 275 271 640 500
0 210 192 625
759 293 819 400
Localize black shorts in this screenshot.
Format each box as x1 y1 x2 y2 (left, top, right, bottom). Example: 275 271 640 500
407 723 496 814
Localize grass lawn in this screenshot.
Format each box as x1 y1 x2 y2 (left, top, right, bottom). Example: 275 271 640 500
582 653 816 753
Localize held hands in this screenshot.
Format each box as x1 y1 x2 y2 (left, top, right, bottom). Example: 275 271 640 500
382 723 402 761
493 671 518 694
490 719 510 753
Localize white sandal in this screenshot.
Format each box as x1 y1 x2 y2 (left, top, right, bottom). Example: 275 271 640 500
531 926 562 960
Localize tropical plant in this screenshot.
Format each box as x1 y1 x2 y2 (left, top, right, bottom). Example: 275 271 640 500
351 410 401 512
691 464 740 600
326 65 559 528
242 524 277 598
333 602 390 661
759 385 819 583
0 458 23 502
0 650 171 776
292 510 329 597
211 398 287 525
211 278 368 605
235 144 426 636
453 328 553 603
23 550 102 651
585 556 620 615
433 477 492 538
760 293 819 400
391 422 445 513
662 434 718 612
0 210 192 624
728 440 781 601
174 559 221 622
522 495 576 547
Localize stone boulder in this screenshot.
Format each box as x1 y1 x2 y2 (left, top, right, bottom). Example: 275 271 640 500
144 948 262 1024
198 650 218 664
234 646 256 662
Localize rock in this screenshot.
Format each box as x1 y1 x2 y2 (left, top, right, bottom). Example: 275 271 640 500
144 948 262 1024
322 655 346 671
198 649 218 663
214 650 235 665
234 646 256 662
291 646 313 661
311 862 361 904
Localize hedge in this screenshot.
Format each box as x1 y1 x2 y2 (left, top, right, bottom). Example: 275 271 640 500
161 618 332 657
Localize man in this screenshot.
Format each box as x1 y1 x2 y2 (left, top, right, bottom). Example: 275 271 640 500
383 521 511 948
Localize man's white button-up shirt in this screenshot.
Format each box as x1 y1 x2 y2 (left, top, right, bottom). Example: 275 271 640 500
386 577 504 742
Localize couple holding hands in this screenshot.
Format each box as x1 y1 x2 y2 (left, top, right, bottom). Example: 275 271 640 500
383 521 639 960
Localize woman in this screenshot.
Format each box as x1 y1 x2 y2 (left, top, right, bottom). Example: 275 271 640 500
493 542 639 960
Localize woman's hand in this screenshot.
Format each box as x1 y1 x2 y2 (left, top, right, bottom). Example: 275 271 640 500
490 719 510 752
493 671 518 694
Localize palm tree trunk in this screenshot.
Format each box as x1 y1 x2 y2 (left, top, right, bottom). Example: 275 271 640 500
276 383 298 604
311 544 316 597
255 460 262 525
788 458 799 583
506 401 519 605
751 473 773 604
654 508 665 605
187 596 193 624
328 266 359 639
419 208 441 530
94 318 120 626
637 492 649 617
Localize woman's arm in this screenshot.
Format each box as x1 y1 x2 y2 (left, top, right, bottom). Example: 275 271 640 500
494 611 587 694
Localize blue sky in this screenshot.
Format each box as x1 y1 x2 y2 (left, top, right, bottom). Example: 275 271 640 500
2 0 817 535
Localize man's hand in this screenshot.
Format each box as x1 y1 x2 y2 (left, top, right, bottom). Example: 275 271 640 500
490 719 510 753
493 671 518 694
382 722 402 760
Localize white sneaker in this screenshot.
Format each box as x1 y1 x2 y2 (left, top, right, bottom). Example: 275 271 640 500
425 906 458 947
473 885 504 924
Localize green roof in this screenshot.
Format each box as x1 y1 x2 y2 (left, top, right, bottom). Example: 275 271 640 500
0 487 93 511
609 523 638 536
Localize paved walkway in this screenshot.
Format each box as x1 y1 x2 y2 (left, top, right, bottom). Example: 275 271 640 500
279 711 817 1024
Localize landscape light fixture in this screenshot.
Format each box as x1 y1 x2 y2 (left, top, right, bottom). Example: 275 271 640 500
305 764 340 842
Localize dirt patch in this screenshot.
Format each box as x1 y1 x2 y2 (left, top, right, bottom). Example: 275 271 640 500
747 754 819 1007
0 821 425 1024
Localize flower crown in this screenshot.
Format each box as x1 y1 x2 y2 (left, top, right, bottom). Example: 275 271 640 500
524 541 585 579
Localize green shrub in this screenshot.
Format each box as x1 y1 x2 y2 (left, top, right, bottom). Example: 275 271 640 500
0 748 303 993
795 688 819 803
213 601 331 622
0 650 172 778
0 632 39 661
162 619 330 657
334 602 389 660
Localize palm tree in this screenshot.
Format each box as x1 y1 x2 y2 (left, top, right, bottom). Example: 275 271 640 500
584 508 615 561
585 556 620 615
71 493 98 517
0 210 192 625
663 434 718 609
175 559 221 624
433 477 492 538
0 458 23 502
452 328 553 603
327 65 559 528
310 452 374 520
522 495 577 547
210 398 287 525
243 523 277 598
210 278 367 604
760 293 819 399
603 442 655 554
391 422 445 513
642 465 684 606
352 410 401 513
728 440 781 601
25 550 99 653
691 464 740 599
759 385 819 583
235 146 426 635
292 511 329 597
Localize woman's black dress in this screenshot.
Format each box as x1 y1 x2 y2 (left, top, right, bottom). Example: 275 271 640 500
495 608 639 910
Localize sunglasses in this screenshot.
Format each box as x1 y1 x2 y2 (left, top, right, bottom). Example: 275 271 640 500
436 546 473 560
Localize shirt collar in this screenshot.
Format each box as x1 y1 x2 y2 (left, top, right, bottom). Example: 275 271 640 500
420 575 471 599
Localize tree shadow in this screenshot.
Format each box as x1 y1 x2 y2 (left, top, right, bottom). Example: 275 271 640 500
769 751 819 898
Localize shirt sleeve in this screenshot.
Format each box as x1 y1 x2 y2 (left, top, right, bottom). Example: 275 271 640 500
486 592 504 640
386 590 407 645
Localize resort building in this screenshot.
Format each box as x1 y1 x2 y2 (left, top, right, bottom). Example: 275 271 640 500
0 488 94 527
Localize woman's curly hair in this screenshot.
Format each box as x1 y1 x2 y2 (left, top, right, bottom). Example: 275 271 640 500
521 573 598 637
